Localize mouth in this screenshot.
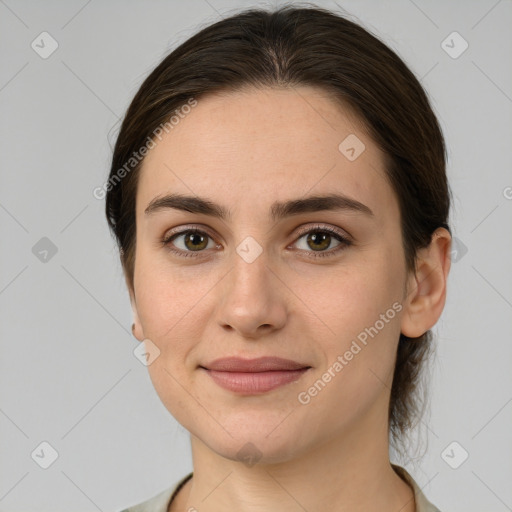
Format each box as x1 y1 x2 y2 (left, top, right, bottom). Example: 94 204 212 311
199 356 311 394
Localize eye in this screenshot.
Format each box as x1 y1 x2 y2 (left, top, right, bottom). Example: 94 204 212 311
162 224 351 259
162 228 219 257
291 224 351 258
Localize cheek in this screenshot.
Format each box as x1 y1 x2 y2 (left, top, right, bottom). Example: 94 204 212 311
134 246 213 337
294 272 403 434
290 251 404 344
291 248 404 400
133 255 213 429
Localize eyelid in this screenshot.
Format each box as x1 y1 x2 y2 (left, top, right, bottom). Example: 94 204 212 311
162 224 220 243
292 223 352 244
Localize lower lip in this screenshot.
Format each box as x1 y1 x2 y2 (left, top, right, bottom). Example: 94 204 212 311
203 368 310 394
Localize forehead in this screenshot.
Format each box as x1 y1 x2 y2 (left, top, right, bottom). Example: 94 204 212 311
137 86 394 221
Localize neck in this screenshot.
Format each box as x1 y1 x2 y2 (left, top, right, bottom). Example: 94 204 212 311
173 401 415 512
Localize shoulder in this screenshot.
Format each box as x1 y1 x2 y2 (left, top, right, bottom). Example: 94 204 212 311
392 464 443 512
117 473 193 512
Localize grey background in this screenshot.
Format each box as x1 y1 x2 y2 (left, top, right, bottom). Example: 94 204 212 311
1 0 511 510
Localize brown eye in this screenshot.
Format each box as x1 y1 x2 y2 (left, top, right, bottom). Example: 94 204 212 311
305 232 333 251
182 231 209 251
292 225 352 259
163 225 350 260
163 229 215 254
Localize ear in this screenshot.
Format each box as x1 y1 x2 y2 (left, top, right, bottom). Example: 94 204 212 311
401 227 452 338
125 273 145 342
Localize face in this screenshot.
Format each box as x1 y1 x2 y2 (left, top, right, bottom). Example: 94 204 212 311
130 86 412 463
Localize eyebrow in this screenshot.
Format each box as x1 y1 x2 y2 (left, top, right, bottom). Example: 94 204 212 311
144 192 374 221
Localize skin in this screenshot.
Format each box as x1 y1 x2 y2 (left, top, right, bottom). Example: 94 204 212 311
127 86 451 512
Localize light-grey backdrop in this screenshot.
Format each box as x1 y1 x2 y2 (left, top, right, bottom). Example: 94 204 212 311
1 1 511 511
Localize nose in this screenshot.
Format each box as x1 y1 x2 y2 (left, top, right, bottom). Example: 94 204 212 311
214 247 287 339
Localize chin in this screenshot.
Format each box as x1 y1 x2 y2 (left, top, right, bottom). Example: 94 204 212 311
206 433 304 466
186 409 313 466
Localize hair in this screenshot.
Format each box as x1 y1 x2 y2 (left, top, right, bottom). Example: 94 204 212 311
105 3 451 456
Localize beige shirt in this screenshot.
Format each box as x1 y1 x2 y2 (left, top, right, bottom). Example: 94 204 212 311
119 464 442 512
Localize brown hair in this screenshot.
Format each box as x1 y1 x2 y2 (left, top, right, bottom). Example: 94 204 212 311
105 3 451 454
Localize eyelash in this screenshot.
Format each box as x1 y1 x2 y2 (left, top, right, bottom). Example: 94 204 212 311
161 224 352 260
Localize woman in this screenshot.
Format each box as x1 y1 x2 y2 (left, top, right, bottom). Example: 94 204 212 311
107 5 451 511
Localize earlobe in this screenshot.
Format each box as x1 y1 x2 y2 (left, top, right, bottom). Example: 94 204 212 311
400 228 452 338
130 294 145 342
126 277 145 342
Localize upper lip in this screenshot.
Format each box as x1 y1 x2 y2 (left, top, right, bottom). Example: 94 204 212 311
201 356 310 372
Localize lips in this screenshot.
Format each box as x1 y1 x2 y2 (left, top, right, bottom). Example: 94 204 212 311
200 357 311 394
203 356 309 372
